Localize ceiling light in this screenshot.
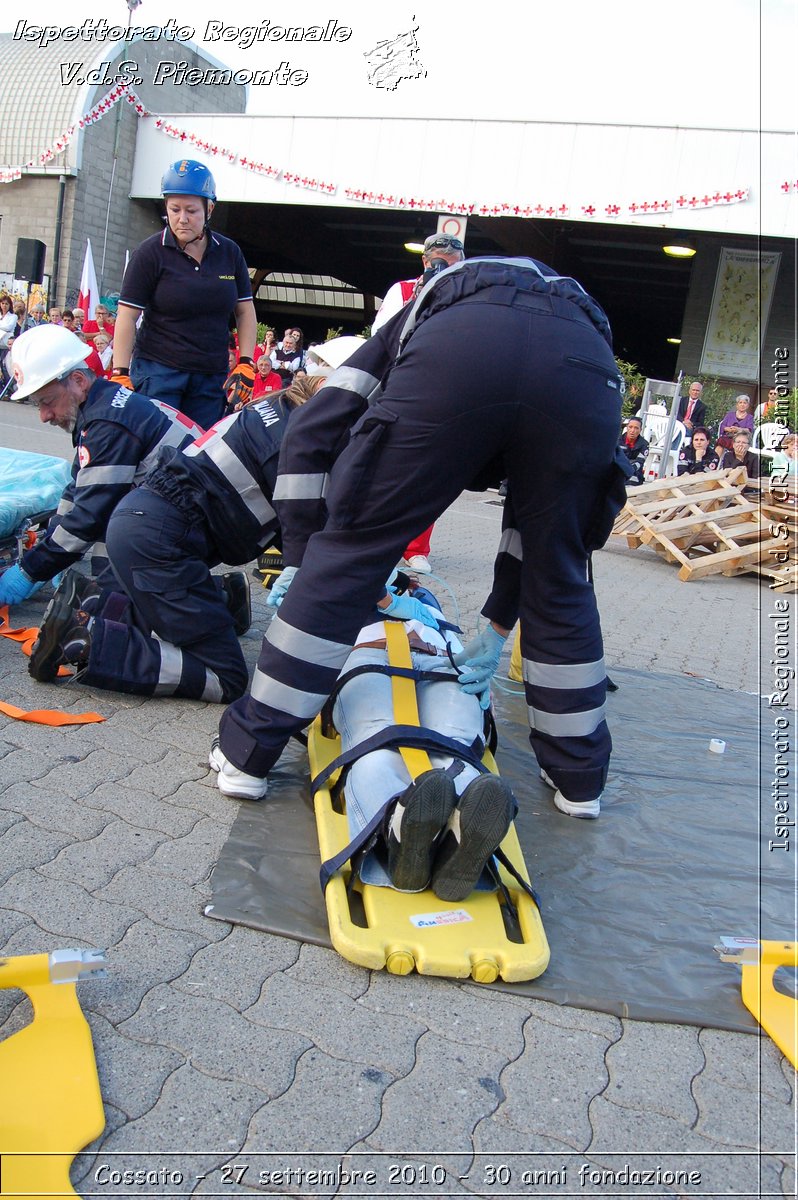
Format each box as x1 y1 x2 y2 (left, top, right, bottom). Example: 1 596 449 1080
666 336 682 344
404 223 429 254
662 237 696 258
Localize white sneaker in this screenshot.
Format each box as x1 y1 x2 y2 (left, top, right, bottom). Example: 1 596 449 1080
540 768 600 819
405 555 432 575
209 738 268 800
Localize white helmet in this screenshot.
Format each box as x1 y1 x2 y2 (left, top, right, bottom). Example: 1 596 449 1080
305 336 366 377
11 325 92 400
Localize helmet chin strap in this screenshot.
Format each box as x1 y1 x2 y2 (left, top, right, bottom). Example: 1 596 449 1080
179 229 207 247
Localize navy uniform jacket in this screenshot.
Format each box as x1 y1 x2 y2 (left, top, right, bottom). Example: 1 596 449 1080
145 397 287 566
618 432 650 478
22 378 202 582
274 257 614 571
271 253 619 633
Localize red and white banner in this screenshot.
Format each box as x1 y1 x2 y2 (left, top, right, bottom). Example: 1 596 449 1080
77 239 100 318
0 80 768 218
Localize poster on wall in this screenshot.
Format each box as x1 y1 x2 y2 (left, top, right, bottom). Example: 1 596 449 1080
0 274 51 312
699 247 781 381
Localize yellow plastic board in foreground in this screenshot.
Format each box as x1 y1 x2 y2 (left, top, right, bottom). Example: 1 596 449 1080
308 718 550 984
740 941 798 1069
0 952 105 1199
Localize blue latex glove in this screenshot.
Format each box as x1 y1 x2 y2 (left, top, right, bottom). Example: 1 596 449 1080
0 563 43 607
381 591 440 631
267 565 298 608
453 625 508 709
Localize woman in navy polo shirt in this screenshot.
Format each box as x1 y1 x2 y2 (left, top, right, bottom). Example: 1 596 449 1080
111 159 257 429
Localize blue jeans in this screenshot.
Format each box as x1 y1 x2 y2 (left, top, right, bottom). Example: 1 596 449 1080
332 646 483 886
131 357 227 430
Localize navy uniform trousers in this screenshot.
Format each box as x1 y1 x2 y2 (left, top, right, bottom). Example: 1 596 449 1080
219 287 623 802
80 488 247 703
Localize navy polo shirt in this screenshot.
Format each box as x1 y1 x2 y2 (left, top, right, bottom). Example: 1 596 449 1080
120 227 252 374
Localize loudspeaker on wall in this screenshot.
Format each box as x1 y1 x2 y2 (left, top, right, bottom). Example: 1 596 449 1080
14 238 46 283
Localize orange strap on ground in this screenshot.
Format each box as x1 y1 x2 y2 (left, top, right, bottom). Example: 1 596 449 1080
0 605 104 725
0 699 104 725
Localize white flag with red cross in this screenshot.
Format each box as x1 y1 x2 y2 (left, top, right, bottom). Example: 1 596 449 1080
77 239 100 318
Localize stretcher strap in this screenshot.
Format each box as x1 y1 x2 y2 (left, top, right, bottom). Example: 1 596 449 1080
0 699 105 726
0 606 104 725
319 799 391 892
317 622 484 891
0 606 70 672
493 846 541 909
385 620 436 781
311 725 489 797
379 607 462 636
1 608 43 655
320 664 460 736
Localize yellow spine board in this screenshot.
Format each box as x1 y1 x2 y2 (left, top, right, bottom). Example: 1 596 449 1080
309 623 549 983
0 953 105 1199
740 941 798 1069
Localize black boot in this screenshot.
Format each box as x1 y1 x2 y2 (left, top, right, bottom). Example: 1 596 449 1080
384 770 457 892
29 577 92 683
221 571 251 636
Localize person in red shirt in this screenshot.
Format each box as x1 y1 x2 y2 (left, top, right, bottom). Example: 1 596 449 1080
93 332 114 378
73 331 106 378
253 331 277 365
82 304 115 344
250 354 283 403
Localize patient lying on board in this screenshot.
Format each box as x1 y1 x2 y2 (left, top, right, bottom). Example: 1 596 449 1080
328 577 516 902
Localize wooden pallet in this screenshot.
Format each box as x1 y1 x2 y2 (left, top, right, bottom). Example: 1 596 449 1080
610 468 797 586
747 482 798 591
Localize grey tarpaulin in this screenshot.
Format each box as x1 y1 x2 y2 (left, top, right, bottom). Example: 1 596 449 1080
206 666 789 1032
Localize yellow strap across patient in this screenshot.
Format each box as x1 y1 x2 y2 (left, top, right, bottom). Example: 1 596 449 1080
384 620 434 781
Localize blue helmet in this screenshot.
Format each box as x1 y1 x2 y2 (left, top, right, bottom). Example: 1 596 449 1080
161 159 217 202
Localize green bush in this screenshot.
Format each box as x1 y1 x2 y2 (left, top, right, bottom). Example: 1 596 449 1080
616 358 645 417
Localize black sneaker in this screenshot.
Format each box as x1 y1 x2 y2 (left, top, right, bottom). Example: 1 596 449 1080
385 770 457 892
29 587 92 682
431 775 516 902
220 571 251 636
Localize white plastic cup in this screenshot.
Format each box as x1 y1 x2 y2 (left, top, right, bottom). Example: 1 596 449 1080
709 738 726 754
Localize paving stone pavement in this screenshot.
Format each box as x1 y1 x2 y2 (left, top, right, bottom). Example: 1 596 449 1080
0 403 794 1199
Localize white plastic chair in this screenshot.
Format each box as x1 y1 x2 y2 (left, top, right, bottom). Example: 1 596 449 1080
642 416 687 479
751 422 787 472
